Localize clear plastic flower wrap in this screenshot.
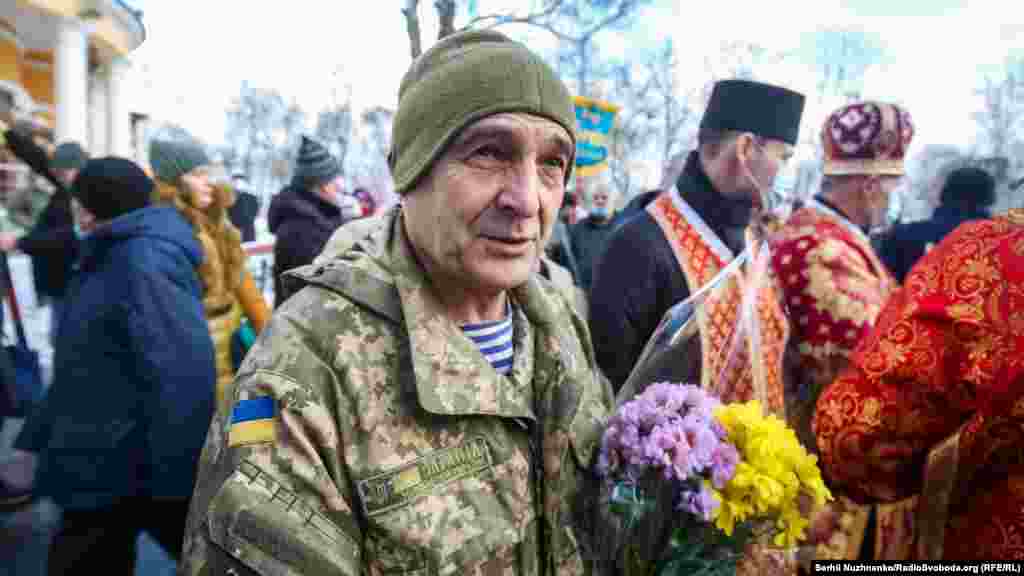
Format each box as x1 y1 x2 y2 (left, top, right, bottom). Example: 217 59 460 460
573 209 828 575
578 382 832 576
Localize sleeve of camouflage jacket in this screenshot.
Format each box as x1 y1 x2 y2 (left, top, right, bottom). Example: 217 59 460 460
181 290 364 576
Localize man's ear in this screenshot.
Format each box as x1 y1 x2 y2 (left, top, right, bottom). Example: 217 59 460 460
733 132 756 165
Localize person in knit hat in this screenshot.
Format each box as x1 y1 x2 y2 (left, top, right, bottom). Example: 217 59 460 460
183 29 612 576
148 133 270 417
226 171 260 242
267 135 360 307
12 157 217 572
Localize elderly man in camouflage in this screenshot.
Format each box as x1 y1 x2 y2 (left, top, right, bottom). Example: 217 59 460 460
181 30 613 576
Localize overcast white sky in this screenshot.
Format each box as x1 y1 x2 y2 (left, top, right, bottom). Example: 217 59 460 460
123 0 1023 171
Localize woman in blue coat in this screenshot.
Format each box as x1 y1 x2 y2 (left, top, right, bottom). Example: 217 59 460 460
14 157 217 574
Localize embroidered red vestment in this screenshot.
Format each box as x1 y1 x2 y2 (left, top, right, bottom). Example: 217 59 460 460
814 209 1024 560
771 202 916 564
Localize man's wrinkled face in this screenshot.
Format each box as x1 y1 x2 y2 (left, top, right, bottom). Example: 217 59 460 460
403 112 572 294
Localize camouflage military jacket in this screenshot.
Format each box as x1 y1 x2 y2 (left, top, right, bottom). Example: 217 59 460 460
182 207 613 575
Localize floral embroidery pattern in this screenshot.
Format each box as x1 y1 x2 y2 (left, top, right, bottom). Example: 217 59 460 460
814 210 1024 560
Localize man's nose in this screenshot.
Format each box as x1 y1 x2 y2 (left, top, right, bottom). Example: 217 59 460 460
495 160 542 216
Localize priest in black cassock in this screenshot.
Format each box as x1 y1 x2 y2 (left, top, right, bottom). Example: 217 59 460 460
589 79 805 396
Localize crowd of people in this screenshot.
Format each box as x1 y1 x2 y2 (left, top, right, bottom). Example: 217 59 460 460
0 25 1019 575
0 87 378 571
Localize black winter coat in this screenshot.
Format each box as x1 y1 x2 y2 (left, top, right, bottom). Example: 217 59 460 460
589 152 753 391
228 190 260 243
566 216 619 293
878 204 990 283
268 186 346 307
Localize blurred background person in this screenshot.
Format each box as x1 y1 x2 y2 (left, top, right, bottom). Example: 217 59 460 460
12 157 216 574
226 171 260 243
268 135 360 308
0 140 86 341
878 165 997 283
0 117 86 508
149 134 270 417
352 186 377 219
565 177 621 294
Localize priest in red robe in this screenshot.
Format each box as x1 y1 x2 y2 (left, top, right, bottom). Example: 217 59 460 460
813 209 1024 560
769 101 918 566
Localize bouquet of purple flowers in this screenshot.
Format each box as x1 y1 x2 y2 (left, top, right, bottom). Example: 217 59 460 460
600 382 737 521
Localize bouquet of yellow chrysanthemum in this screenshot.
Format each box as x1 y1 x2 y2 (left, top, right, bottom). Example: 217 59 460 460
593 382 832 576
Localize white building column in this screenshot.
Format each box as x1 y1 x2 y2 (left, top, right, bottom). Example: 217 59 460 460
88 70 108 155
132 114 151 167
105 58 131 157
54 17 89 147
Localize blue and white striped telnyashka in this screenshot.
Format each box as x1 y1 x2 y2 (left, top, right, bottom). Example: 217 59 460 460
461 314 515 375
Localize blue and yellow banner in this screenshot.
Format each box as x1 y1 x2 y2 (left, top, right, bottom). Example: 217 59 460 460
573 95 620 177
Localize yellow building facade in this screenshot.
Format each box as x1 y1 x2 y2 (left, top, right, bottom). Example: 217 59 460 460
0 0 145 159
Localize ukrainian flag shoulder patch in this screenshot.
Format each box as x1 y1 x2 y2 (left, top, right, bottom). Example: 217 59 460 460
228 396 276 447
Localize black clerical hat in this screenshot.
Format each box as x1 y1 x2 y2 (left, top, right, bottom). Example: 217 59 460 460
699 79 806 145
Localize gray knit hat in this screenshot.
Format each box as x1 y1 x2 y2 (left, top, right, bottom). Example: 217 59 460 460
389 29 577 194
292 135 341 189
50 142 88 171
148 136 211 183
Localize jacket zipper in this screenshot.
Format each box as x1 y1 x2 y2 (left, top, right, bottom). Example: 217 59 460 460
516 417 546 575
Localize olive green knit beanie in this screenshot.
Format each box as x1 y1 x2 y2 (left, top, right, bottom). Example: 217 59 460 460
389 29 577 194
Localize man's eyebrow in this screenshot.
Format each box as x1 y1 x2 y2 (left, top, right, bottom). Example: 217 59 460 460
546 134 574 159
453 125 512 148
453 124 573 157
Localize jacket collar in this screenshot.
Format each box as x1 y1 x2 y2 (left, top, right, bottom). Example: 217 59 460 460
675 151 753 254
288 207 574 421
934 203 988 222
298 186 343 219
388 208 570 420
812 195 870 234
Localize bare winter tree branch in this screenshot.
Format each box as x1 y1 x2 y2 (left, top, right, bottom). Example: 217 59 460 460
224 82 301 196
459 0 645 54
644 41 696 170
436 0 456 39
579 0 635 42
403 0 423 60
604 60 659 197
973 67 1022 158
460 0 566 36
